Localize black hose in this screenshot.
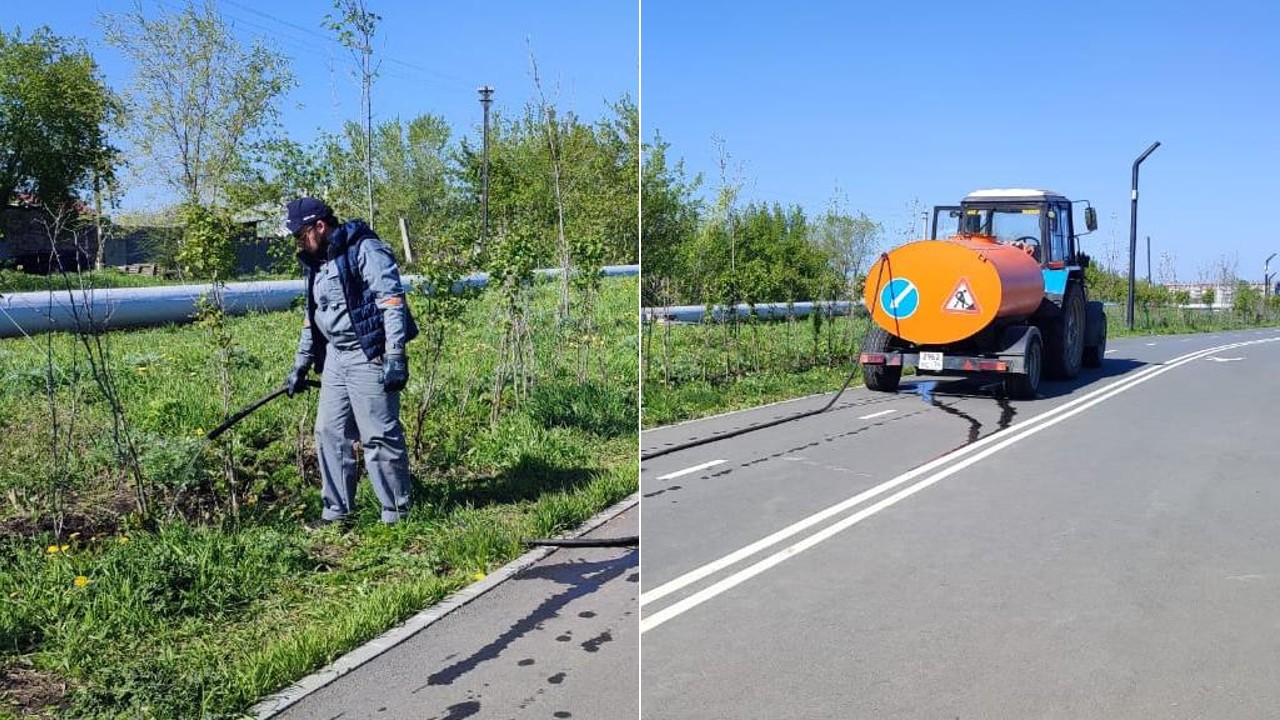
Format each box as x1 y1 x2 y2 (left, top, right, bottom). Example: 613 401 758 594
640 258 894 462
206 379 320 440
523 536 639 548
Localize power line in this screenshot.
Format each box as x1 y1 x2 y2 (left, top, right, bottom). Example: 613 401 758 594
215 0 471 90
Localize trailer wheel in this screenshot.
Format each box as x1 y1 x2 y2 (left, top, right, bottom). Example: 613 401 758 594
1003 328 1041 400
1045 282 1085 380
1083 300 1107 367
861 325 902 393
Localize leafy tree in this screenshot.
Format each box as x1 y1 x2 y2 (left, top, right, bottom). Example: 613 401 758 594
813 190 881 300
640 131 701 305
1201 286 1216 309
0 26 121 209
374 114 457 253
1233 280 1261 319
325 0 380 225
101 0 294 207
175 202 237 279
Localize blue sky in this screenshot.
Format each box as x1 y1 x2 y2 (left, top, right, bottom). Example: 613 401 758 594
642 0 1280 283
7 0 637 211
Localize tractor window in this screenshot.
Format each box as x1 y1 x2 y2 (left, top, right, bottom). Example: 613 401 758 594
961 207 1043 262
1046 203 1069 263
965 208 1040 241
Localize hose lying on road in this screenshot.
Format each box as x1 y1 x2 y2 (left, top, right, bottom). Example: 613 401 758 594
523 536 639 548
641 263 889 462
640 359 863 462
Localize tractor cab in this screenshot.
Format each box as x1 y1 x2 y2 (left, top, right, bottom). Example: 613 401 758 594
930 189 1097 269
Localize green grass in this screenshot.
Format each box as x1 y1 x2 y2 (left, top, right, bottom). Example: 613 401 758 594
1105 303 1280 338
641 303 1280 428
642 312 869 428
0 267 297 293
0 275 637 719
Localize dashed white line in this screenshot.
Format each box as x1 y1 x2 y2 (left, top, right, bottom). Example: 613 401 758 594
656 460 725 480
858 409 897 420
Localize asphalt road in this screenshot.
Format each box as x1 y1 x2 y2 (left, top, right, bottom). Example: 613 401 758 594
641 328 1280 719
261 500 638 720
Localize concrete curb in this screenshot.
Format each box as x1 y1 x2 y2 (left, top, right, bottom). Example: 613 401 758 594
250 492 640 719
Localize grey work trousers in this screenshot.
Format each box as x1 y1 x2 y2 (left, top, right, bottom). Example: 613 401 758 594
316 347 412 523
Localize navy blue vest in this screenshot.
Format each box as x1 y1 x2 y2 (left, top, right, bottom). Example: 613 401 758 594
301 220 418 372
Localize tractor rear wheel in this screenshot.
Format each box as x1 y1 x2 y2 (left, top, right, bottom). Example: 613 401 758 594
1083 300 1108 367
1003 328 1042 400
861 324 902 393
1045 282 1085 380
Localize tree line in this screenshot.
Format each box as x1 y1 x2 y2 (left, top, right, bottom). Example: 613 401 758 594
1 1 638 282
641 135 882 310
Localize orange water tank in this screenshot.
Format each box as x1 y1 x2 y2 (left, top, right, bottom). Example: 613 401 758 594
862 236 1044 346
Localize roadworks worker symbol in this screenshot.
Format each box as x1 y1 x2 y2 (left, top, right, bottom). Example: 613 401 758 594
943 278 981 314
880 278 919 319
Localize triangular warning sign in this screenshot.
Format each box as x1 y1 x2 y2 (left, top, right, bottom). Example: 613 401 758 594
942 277 982 314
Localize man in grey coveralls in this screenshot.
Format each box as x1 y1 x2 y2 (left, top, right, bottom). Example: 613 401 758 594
283 197 418 527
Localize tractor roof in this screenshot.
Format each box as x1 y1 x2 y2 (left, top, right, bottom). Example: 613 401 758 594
963 188 1068 204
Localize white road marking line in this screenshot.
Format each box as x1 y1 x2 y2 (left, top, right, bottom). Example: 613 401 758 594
1146 342 1157 346
1105 349 1118 354
641 352 1190 608
656 460 725 481
858 409 896 420
640 337 1280 632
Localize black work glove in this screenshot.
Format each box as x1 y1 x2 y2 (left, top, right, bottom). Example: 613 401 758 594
285 363 310 398
380 354 408 393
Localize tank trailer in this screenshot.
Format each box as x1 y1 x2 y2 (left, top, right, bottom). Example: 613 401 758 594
859 189 1107 399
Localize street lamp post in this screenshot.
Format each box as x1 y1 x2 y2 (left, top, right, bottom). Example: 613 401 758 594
1127 141 1161 330
1265 252 1277 309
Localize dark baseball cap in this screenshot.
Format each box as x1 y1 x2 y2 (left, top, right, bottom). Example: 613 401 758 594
285 197 333 234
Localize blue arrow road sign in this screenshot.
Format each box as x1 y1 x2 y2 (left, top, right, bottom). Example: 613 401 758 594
880 278 919 319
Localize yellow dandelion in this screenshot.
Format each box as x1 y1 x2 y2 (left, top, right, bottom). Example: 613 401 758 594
195 427 205 436
472 572 486 582
117 536 130 544
46 545 60 554
73 576 89 588
60 545 69 553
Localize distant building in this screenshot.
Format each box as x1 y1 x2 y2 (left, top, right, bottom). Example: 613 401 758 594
1164 282 1270 309
1 206 276 275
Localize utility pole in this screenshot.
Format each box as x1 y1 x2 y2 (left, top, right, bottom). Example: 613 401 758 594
1146 236 1151 283
478 85 494 249
1127 141 1161 330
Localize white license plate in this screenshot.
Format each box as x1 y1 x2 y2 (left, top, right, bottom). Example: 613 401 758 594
918 352 944 371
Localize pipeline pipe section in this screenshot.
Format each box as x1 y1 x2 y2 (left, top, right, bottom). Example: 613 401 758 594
0 265 638 339
642 300 863 325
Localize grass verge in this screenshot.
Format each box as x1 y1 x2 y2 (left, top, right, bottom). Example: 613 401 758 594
0 276 637 719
